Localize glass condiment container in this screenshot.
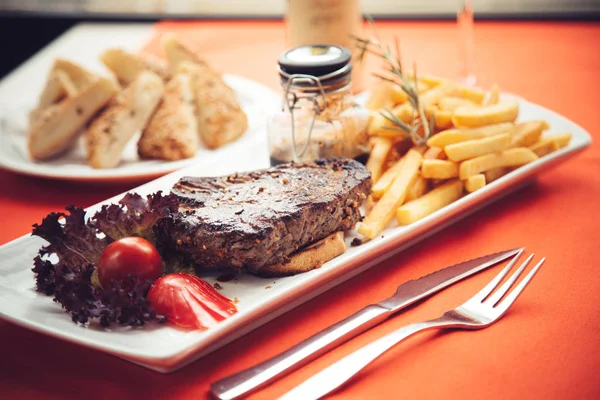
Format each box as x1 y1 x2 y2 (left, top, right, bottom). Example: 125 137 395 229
285 0 365 92
267 45 370 166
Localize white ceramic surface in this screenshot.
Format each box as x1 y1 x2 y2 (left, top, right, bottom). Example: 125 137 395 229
0 23 280 182
0 94 591 373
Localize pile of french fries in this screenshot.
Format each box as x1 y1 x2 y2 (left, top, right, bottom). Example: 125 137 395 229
359 75 572 240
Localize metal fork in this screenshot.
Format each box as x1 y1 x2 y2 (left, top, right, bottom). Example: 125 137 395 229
279 251 544 400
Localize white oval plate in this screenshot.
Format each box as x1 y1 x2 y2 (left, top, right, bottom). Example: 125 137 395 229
0 94 591 373
0 74 280 182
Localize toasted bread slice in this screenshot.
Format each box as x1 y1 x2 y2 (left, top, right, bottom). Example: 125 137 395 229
53 59 95 90
138 72 198 160
178 61 248 149
38 68 76 108
85 70 164 169
29 68 78 124
161 33 208 73
28 76 120 160
256 232 347 277
100 48 170 86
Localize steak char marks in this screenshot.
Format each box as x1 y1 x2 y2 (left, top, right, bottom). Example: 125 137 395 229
168 158 371 275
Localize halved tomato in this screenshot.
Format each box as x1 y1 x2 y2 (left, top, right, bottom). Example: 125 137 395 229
147 273 237 330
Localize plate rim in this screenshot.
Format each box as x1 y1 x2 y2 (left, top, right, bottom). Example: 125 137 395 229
0 95 593 373
0 73 280 183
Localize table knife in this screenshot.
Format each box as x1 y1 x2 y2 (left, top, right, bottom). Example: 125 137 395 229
211 248 523 400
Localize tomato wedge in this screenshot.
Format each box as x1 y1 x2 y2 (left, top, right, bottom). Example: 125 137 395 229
147 273 237 330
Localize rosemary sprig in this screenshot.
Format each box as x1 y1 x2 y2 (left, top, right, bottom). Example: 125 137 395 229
353 19 434 145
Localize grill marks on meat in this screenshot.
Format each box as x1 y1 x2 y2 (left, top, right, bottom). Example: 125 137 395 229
166 158 371 274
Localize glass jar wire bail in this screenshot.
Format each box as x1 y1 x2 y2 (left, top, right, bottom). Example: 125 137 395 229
282 74 327 161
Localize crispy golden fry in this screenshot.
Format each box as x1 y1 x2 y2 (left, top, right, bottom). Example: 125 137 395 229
372 157 404 199
464 174 486 193
366 81 408 110
510 120 549 148
396 180 463 225
366 137 394 183
421 159 459 179
413 74 445 87
420 83 457 105
529 138 560 157
405 174 428 202
438 97 478 112
453 100 519 127
416 80 432 93
545 133 572 149
423 146 446 160
368 105 415 137
484 167 508 183
359 149 423 239
445 133 511 162
434 109 453 130
365 195 377 215
483 84 500 106
257 232 346 277
459 148 538 179
452 85 487 104
426 122 515 148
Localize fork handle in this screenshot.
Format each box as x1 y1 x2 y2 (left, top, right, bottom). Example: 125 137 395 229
211 304 391 400
278 316 456 400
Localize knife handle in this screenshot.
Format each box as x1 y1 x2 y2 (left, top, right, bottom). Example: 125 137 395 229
210 304 391 400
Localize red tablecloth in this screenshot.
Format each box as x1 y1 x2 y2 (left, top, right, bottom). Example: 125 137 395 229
1 20 599 400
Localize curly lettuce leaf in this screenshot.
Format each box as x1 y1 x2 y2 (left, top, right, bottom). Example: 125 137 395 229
31 205 107 295
31 192 178 327
91 191 179 245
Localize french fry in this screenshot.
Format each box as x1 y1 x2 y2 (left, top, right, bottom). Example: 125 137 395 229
510 120 549 148
529 138 559 157
438 97 478 112
452 85 487 104
372 157 405 199
359 149 423 239
365 137 394 183
434 109 453 129
484 167 508 183
546 133 572 149
426 122 515 148
368 105 414 137
419 83 457 105
483 84 500 106
421 159 459 179
452 100 519 127
416 81 431 93
423 146 446 160
445 133 511 162
459 148 538 179
405 175 428 202
396 180 463 225
366 81 408 110
365 195 377 215
464 174 486 193
413 74 445 87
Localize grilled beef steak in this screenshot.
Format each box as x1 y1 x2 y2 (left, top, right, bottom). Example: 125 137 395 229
165 158 371 275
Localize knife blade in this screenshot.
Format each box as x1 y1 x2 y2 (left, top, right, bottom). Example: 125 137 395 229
211 248 523 400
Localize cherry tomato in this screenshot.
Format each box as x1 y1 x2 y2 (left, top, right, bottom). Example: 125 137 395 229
147 273 237 330
97 237 163 288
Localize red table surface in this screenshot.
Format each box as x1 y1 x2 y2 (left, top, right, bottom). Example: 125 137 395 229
1 20 599 400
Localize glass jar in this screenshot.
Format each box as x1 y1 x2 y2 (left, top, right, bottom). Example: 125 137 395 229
268 45 370 166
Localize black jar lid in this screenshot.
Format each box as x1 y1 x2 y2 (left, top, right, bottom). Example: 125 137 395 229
278 45 352 78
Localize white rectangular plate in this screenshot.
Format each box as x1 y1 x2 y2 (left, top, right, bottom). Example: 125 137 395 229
0 94 591 373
